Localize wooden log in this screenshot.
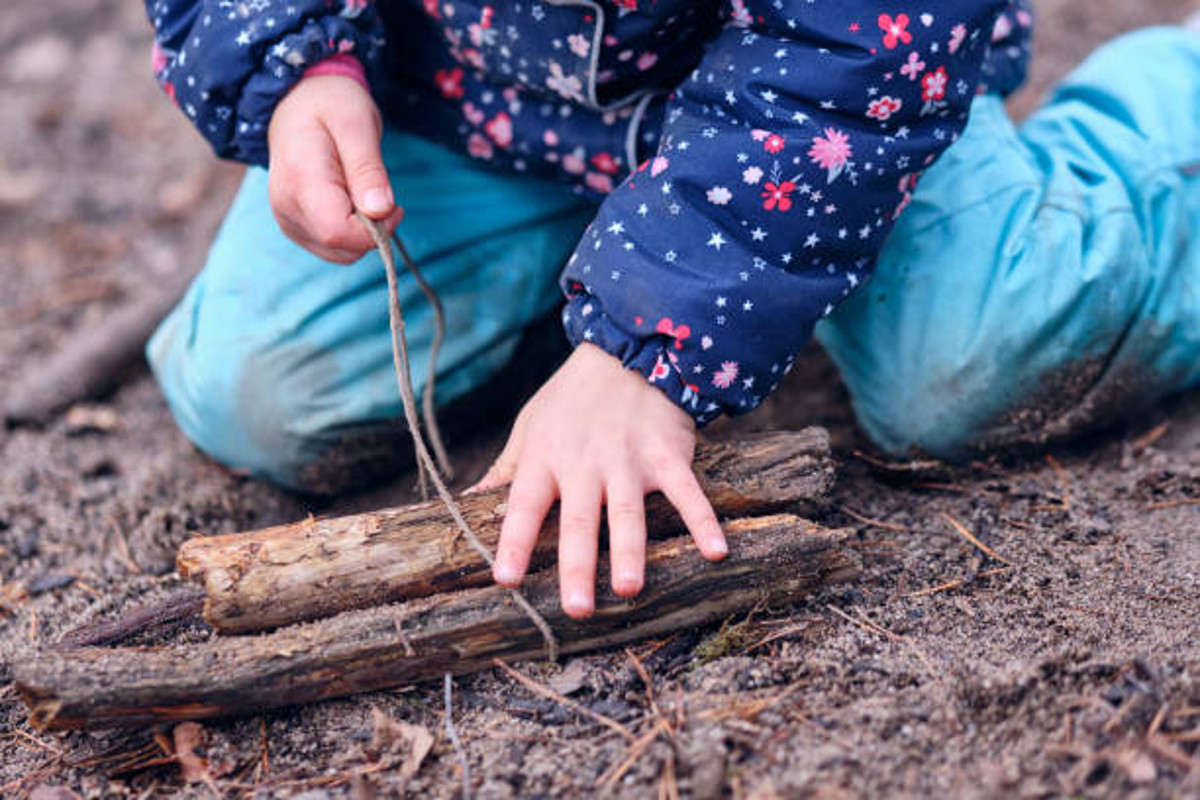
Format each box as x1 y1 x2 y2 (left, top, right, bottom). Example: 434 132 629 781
16 514 858 731
179 429 834 634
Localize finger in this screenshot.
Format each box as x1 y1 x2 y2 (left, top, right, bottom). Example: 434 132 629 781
558 478 602 619
604 478 646 598
656 467 727 561
468 411 529 493
295 181 378 260
325 110 394 219
494 463 557 586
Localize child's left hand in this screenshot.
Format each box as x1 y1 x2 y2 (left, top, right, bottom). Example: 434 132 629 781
473 343 728 619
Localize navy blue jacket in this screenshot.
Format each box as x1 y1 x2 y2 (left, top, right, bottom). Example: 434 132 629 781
146 0 1032 424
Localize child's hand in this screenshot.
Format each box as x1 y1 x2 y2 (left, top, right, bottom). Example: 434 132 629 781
475 343 728 619
266 74 404 263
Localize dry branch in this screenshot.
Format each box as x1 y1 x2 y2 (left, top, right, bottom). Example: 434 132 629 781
178 429 833 634
17 514 858 730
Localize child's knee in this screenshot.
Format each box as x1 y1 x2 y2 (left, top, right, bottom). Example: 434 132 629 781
148 313 328 490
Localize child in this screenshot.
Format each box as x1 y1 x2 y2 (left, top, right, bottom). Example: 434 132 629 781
144 1 1199 619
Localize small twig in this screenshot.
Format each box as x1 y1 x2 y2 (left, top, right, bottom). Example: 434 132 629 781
1044 454 1071 508
1144 498 1200 511
839 506 907 532
940 512 1013 567
827 605 937 677
1130 423 1169 452
493 659 634 741
444 674 471 800
601 727 660 788
900 566 1011 598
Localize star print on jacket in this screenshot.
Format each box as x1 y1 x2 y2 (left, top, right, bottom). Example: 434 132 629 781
146 0 1032 426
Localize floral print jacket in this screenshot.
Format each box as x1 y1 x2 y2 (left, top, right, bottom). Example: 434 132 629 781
146 0 1032 425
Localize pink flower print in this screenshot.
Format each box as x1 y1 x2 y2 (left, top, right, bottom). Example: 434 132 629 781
648 355 670 384
992 14 1012 43
435 67 464 99
467 132 493 160
921 66 948 102
585 171 614 194
423 0 441 19
808 127 852 182
649 156 669 177
468 23 498 48
546 61 584 103
878 13 913 50
730 0 753 27
750 129 770 142
462 102 484 126
461 48 485 70
655 317 691 349
590 151 618 175
636 52 658 71
341 0 368 18
151 42 169 75
866 96 902 121
706 186 732 205
742 166 763 185
764 134 786 154
761 181 797 212
543 129 559 147
562 148 587 175
900 51 925 81
567 33 590 58
485 112 513 148
948 24 967 54
711 361 739 389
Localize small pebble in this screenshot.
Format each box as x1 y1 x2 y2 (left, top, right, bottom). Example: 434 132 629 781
28 572 76 596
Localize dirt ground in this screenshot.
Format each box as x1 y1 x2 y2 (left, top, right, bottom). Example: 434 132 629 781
1 1 1198 797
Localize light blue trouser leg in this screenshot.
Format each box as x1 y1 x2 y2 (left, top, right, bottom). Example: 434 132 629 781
148 130 594 491
816 28 1200 459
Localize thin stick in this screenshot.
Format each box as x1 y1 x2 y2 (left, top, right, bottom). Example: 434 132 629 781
940 512 1013 567
359 214 559 662
828 605 936 677
493 659 634 741
392 233 453 479
444 674 471 800
1144 499 1200 511
839 506 907 532
1044 454 1071 508
900 566 1011 598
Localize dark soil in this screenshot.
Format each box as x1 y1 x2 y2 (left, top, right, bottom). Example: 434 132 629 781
1 1 1197 798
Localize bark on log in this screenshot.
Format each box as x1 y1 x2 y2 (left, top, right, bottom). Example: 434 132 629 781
178 429 833 634
17 514 857 731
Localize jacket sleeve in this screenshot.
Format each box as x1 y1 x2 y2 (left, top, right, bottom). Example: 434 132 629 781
145 0 387 166
560 0 1007 425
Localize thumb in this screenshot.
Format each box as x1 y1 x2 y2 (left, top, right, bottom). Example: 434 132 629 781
329 113 395 220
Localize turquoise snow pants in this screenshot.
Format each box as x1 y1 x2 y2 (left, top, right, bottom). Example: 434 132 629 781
149 27 1200 491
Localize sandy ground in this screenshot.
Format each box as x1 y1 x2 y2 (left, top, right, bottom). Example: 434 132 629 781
1 1 1197 797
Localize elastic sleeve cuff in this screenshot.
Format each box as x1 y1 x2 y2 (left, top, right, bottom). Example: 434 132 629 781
301 54 369 91
561 293 723 427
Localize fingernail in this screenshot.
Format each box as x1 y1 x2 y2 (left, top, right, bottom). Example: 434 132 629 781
494 562 519 585
361 187 392 215
566 589 592 617
711 537 728 557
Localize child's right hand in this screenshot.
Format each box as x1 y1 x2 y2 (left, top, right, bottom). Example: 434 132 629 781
266 74 404 263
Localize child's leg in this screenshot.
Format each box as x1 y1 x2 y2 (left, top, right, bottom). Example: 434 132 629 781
816 27 1200 460
148 130 594 492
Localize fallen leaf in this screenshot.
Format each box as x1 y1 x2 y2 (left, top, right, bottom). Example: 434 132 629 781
368 707 434 782
173 722 211 784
